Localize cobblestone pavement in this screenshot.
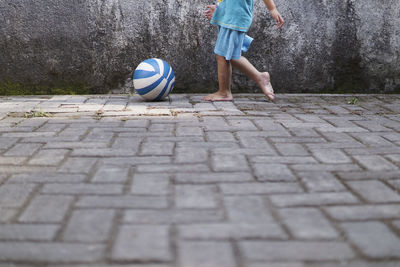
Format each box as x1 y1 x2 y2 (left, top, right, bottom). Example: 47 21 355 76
0 94 400 266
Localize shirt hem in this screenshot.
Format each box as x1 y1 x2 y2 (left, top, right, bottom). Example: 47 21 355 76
210 20 249 32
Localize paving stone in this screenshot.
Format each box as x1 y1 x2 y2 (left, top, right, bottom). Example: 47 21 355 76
220 182 303 195
124 209 224 224
175 184 218 209
58 157 97 173
0 209 16 222
0 137 19 150
120 131 173 138
345 146 400 155
111 138 142 150
137 163 209 173
354 120 392 132
352 155 399 171
253 119 291 134
279 208 339 239
0 156 27 165
63 209 115 242
325 205 400 221
177 141 240 149
319 132 359 143
0 184 36 208
306 141 365 150
176 126 204 136
387 179 400 191
0 166 57 174
14 118 47 128
224 196 275 223
203 117 235 131
148 136 203 142
252 163 297 181
211 153 249 172
270 192 359 207
9 173 86 183
341 221 400 258
205 131 236 142
240 241 354 261
174 172 254 183
346 180 400 203
350 132 395 147
83 132 114 143
175 146 208 163
101 156 172 166
250 155 317 164
281 122 331 129
57 126 89 137
178 241 236 267
41 183 123 195
0 175 6 184
122 119 149 128
381 132 400 142
298 171 346 192
76 195 168 209
385 153 400 163
291 163 361 172
0 242 105 262
392 220 400 231
148 123 175 133
291 128 320 137
336 170 400 180
44 141 107 149
112 225 171 261
131 173 170 195
36 123 66 133
19 195 74 223
2 132 56 138
311 149 351 164
227 118 258 131
91 165 130 183
238 136 276 152
72 148 137 157
295 114 328 123
0 224 59 241
323 117 361 128
28 149 69 166
178 223 287 240
274 143 309 156
140 142 174 156
245 263 304 267
3 143 42 157
307 262 400 267
212 147 277 156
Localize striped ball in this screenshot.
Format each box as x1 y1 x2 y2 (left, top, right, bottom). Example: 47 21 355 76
133 58 175 101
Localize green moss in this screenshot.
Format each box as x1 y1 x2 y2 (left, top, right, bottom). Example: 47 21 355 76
0 79 91 96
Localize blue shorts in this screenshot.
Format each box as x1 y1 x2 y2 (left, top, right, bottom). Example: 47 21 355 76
214 26 253 60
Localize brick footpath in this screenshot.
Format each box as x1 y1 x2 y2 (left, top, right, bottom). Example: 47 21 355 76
0 94 399 266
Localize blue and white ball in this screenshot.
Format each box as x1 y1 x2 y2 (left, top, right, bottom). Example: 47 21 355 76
133 58 175 101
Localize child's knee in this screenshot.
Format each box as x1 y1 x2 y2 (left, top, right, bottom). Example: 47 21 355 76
216 54 229 63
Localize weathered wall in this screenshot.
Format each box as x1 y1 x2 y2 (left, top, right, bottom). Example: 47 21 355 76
0 0 399 94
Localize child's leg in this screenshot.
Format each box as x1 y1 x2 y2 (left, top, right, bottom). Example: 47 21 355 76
203 55 233 101
231 56 275 101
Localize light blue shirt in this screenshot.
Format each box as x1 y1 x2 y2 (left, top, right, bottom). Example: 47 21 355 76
210 0 254 32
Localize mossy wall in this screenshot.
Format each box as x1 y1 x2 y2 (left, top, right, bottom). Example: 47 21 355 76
0 0 399 94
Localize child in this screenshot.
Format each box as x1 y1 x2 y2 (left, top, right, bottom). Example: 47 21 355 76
203 0 284 102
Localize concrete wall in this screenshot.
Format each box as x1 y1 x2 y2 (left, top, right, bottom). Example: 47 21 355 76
0 0 399 94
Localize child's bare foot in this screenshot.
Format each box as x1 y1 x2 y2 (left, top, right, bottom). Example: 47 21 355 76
202 92 233 102
259 72 275 101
